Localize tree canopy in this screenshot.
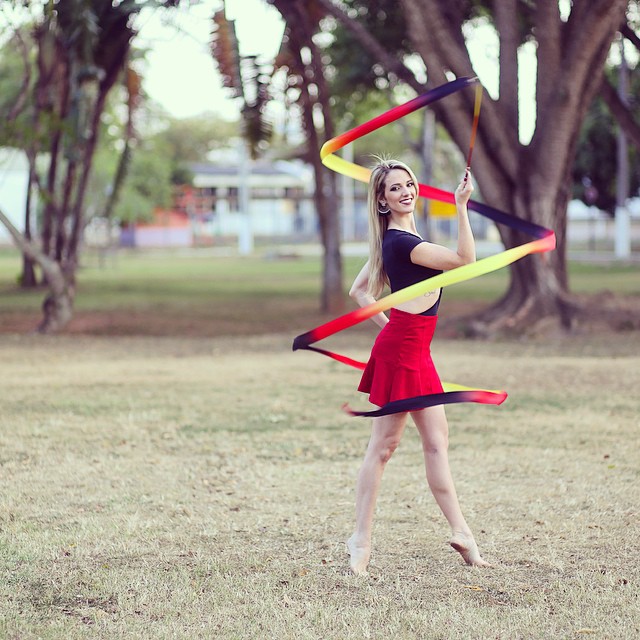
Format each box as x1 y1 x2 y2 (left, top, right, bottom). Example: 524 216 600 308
0 0 188 332
312 0 636 333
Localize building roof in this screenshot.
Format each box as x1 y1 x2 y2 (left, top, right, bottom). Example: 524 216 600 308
190 160 311 190
190 162 284 176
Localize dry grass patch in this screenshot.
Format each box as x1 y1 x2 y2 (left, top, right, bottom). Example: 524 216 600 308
1 332 638 639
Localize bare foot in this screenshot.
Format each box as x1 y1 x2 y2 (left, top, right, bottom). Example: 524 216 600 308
449 532 492 567
346 535 370 575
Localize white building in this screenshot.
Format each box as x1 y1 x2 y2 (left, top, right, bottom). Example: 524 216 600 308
0 148 30 244
185 160 317 239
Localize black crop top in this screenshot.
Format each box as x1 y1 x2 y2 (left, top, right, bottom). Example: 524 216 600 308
382 229 443 316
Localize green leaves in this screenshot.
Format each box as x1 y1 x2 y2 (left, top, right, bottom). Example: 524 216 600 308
210 8 272 158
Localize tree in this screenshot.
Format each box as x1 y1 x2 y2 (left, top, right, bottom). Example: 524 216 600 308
267 0 344 313
210 7 272 159
0 24 39 287
98 62 142 224
324 3 427 171
322 3 461 222
211 0 344 313
573 65 640 215
0 0 183 333
607 22 640 151
89 136 173 225
317 0 633 333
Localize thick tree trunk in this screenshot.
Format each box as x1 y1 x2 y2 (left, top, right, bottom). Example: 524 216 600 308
275 0 344 314
306 115 344 313
37 84 108 328
399 0 628 335
469 187 575 336
317 0 631 335
21 255 38 288
38 265 74 333
300 7 344 314
0 206 74 333
320 172 344 313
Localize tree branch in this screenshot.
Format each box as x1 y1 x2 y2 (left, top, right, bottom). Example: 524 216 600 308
534 0 561 116
494 0 519 144
290 2 335 141
313 0 424 94
401 0 519 196
530 0 627 187
600 76 640 150
620 22 640 51
0 205 50 268
309 0 518 194
564 0 627 75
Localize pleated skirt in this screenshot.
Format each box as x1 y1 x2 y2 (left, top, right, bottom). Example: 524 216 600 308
358 308 443 408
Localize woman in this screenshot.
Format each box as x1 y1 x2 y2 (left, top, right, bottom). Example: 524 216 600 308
346 157 490 575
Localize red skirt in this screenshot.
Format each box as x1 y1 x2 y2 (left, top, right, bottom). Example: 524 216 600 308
358 308 443 408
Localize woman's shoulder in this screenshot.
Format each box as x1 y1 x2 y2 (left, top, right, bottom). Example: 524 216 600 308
385 228 424 248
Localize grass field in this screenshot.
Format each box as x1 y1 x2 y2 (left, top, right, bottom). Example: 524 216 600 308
1 247 639 639
1 246 639 336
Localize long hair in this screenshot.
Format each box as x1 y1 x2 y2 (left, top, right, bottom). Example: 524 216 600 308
366 157 419 297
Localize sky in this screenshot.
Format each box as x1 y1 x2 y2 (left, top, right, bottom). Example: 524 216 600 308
135 0 541 142
136 0 284 121
0 0 628 141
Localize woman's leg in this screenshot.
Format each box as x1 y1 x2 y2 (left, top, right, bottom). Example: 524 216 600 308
411 406 490 567
347 412 408 574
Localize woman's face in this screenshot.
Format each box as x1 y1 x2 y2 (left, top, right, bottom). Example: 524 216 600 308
380 168 417 216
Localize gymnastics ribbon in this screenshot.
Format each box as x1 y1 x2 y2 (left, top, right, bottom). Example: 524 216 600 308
293 77 556 417
466 81 483 170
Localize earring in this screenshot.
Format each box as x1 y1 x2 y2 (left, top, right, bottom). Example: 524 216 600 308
377 202 390 216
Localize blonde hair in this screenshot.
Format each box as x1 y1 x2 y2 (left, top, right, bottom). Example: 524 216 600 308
366 157 419 297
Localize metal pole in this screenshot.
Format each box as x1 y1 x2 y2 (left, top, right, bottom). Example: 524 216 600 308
615 35 631 259
238 141 253 255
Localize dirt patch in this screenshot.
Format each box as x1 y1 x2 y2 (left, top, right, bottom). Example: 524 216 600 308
3 295 639 341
